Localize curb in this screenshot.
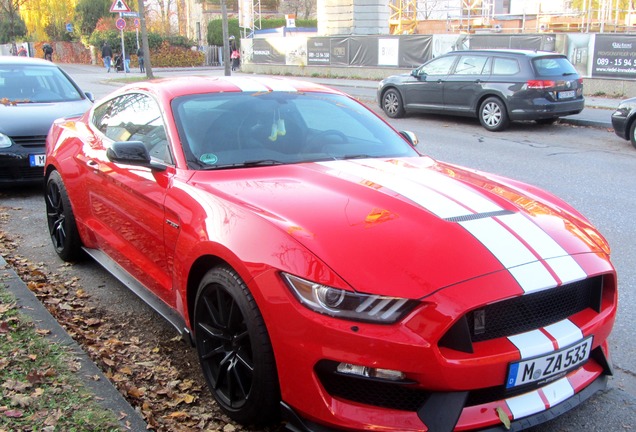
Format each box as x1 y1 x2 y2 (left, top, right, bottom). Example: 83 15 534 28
560 117 613 129
0 255 147 432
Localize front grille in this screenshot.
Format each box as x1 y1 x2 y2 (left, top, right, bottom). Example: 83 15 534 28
440 276 603 351
468 276 602 342
11 135 47 148
315 361 430 411
0 166 44 181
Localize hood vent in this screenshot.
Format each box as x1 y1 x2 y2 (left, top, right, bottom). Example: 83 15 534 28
444 209 514 223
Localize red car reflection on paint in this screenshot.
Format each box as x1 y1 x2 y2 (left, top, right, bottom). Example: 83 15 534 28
44 76 616 431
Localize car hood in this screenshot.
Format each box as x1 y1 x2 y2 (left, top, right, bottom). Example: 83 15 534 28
0 100 91 137
192 157 606 299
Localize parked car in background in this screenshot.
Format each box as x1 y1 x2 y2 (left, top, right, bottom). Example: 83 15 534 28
45 76 616 432
0 56 93 184
378 49 584 131
611 97 636 149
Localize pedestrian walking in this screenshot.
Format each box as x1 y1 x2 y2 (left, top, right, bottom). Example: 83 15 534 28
231 49 240 71
137 47 145 73
124 51 131 73
43 43 53 61
101 42 113 73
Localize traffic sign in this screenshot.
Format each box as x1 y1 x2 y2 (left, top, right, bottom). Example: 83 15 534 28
122 12 139 17
133 18 140 29
65 23 73 32
116 18 126 30
110 0 131 13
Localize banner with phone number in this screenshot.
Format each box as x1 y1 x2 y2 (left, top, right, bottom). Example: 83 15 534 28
592 34 636 78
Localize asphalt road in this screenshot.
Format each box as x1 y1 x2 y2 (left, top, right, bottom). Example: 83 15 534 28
1 64 634 431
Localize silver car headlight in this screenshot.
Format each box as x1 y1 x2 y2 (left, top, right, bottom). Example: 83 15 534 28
283 273 417 324
0 133 12 148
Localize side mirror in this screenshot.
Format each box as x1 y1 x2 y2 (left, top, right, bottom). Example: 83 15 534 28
84 91 95 103
411 68 426 79
106 141 166 171
399 130 419 147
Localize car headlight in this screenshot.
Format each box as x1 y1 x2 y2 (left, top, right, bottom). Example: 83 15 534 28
282 273 417 324
0 133 13 148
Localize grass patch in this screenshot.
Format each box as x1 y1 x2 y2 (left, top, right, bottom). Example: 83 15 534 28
0 287 121 431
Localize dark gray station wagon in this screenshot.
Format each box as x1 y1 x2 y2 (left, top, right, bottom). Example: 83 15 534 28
378 49 584 131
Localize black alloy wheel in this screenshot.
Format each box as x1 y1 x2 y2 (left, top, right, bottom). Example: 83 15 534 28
194 267 280 425
45 170 82 261
629 119 636 149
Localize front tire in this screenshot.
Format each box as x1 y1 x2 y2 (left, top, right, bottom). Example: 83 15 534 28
479 97 509 131
382 88 405 118
194 267 280 425
45 170 82 261
629 120 636 149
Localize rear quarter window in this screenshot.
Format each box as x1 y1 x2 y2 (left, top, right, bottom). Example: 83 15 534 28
532 57 577 76
492 58 520 75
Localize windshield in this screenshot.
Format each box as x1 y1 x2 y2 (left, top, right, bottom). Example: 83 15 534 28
172 91 419 169
0 64 84 103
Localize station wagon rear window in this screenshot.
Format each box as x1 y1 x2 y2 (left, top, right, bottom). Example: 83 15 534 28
532 56 578 76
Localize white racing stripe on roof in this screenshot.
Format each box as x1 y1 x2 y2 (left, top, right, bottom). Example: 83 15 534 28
362 159 502 215
543 319 583 349
317 160 470 218
231 78 270 92
506 390 545 419
508 330 554 359
256 78 299 92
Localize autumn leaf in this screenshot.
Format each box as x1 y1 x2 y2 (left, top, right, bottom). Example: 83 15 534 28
3 409 23 418
10 394 33 407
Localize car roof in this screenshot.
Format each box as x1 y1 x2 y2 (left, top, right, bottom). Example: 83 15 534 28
114 76 345 100
446 49 565 58
0 56 56 66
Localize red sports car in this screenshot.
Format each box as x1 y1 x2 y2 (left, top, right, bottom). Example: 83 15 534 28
44 76 617 431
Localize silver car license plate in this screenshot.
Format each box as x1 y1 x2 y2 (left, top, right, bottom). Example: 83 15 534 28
558 90 576 99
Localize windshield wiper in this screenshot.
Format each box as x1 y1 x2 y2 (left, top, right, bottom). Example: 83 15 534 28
242 159 284 166
562 72 577 76
340 154 373 160
201 159 284 170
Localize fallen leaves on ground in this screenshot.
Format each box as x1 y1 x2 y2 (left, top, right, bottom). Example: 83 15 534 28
0 223 277 432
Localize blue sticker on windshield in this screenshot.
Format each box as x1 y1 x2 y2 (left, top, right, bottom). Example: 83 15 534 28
200 153 218 165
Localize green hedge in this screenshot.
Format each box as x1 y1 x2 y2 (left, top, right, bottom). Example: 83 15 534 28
207 18 317 46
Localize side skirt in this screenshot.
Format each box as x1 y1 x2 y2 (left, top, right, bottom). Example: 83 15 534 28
82 247 192 345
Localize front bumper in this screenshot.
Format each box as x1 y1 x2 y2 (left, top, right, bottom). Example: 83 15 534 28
283 372 610 432
610 110 629 139
251 257 616 432
0 153 45 183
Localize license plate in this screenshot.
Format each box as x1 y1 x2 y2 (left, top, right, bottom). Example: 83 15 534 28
29 154 46 167
506 337 592 389
558 90 576 99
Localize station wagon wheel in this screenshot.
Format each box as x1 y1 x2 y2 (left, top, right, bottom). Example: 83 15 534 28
194 267 280 425
479 97 509 131
45 170 82 262
382 88 405 118
629 120 636 149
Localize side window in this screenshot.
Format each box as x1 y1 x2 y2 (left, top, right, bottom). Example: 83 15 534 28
492 58 520 75
420 55 456 76
92 93 172 164
453 55 489 75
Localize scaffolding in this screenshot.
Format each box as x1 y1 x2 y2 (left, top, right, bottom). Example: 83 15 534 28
239 0 262 38
389 0 418 34
409 0 636 34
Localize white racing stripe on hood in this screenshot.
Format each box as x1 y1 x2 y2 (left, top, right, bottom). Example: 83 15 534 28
505 377 575 420
317 159 587 294
318 160 473 218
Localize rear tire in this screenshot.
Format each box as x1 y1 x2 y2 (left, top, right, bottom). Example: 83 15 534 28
382 88 405 118
479 97 509 131
194 267 280 425
45 171 82 261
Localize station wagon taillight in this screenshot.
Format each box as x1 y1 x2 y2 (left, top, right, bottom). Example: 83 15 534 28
527 80 556 89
